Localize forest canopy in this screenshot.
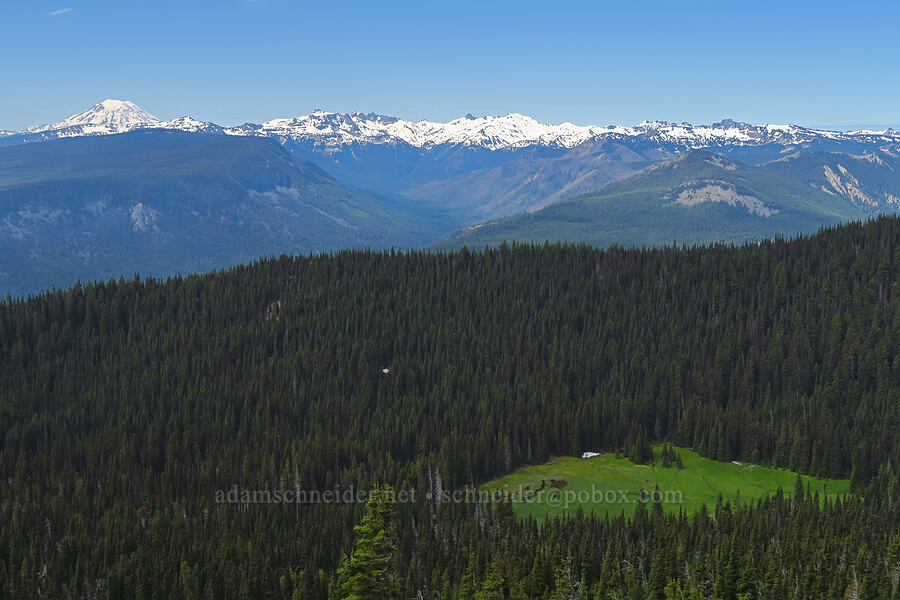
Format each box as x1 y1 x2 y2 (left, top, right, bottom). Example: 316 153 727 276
2 217 900 598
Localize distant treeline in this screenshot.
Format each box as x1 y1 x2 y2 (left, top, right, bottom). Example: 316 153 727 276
2 217 900 598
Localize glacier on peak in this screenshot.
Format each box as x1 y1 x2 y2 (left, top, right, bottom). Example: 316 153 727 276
28 99 161 134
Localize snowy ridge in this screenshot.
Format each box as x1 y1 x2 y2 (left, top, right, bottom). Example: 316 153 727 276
231 113 900 150
14 100 900 150
158 116 224 134
250 110 611 150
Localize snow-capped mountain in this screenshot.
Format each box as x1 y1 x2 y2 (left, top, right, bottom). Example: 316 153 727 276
237 112 900 150
11 100 900 150
250 111 607 150
626 119 900 148
26 99 161 137
16 100 222 141
158 116 224 135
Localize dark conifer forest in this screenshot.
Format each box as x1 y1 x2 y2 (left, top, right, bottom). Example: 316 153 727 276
3 217 900 599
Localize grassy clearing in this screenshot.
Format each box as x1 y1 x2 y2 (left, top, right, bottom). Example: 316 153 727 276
483 446 850 521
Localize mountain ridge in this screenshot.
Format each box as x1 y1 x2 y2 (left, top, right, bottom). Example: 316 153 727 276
432 148 869 250
9 99 900 151
5 102 900 296
0 131 450 296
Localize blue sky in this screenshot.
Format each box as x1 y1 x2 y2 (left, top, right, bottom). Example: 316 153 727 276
1 0 898 131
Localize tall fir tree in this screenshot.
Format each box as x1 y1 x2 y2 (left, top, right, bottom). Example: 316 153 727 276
336 484 398 600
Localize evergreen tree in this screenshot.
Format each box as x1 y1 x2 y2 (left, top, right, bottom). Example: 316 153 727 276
476 553 506 600
336 484 398 600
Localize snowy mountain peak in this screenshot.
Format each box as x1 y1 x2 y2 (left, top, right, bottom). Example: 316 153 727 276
158 116 222 134
98 99 130 109
28 99 160 135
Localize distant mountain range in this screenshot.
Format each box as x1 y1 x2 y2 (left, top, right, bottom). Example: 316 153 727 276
6 100 900 219
7 99 899 150
2 99 900 295
0 131 446 296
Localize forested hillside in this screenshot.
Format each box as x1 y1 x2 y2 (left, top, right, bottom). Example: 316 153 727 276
3 217 900 598
0 131 449 296
434 150 874 251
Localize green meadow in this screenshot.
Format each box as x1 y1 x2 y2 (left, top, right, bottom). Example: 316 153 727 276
484 446 851 521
